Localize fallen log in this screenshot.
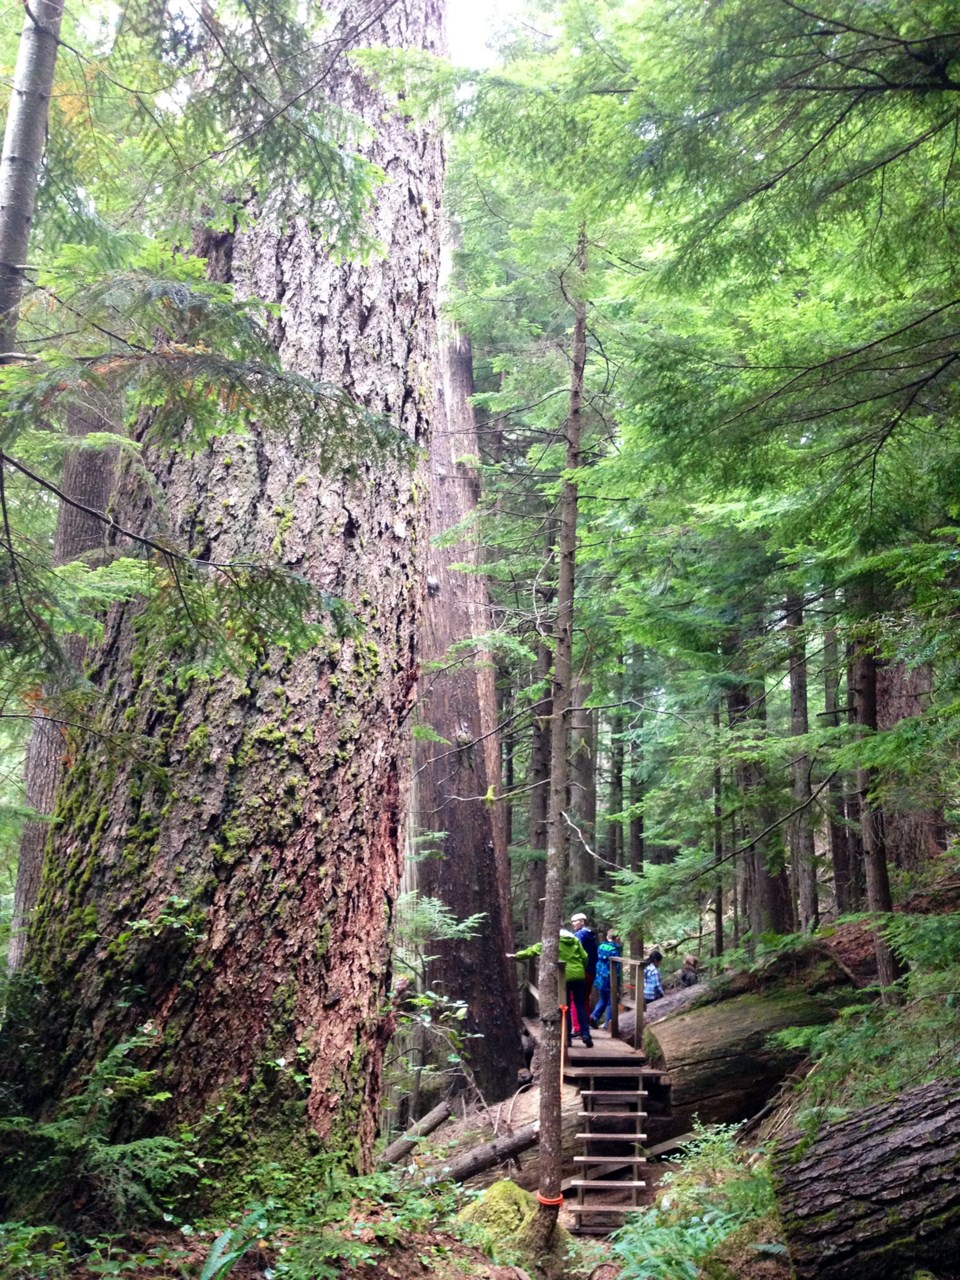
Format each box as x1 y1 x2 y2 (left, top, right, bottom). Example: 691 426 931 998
642 989 839 1137
378 1100 453 1166
436 1121 540 1183
772 1080 960 1280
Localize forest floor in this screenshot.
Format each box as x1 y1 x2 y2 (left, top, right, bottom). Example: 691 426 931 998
58 1220 542 1280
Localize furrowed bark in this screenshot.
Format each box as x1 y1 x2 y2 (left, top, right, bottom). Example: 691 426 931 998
0 0 445 1192
773 1081 960 1280
9 401 117 971
413 237 524 1102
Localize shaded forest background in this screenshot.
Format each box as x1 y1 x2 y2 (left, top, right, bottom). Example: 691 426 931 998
1 0 960 1274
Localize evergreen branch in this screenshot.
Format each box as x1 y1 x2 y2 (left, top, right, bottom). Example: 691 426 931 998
1 449 257 570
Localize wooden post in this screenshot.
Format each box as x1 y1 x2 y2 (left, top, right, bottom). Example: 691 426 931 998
610 957 620 1039
560 1003 568 1078
631 959 644 1054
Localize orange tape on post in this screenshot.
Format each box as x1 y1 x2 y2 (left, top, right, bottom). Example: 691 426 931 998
537 1193 565 1207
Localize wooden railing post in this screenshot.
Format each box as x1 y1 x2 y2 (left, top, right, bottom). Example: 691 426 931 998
610 957 620 1039
632 959 644 1054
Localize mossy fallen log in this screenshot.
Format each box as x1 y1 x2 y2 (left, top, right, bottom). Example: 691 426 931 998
642 989 839 1135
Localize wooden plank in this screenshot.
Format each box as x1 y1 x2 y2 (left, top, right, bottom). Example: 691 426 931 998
578 1110 647 1119
564 1066 649 1077
569 1179 647 1189
574 1155 647 1164
576 1132 647 1141
579 1089 647 1098
568 1205 646 1215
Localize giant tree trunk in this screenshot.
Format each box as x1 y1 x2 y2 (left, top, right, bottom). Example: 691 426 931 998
0 0 444 1188
413 259 523 1102
773 1081 960 1280
877 661 946 871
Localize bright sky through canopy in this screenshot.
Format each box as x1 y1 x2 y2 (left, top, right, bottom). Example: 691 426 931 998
447 0 508 66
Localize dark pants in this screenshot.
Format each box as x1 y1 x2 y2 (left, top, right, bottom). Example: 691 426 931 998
566 979 591 1041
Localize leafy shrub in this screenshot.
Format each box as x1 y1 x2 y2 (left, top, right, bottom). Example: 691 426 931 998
1 1030 199 1228
610 1121 775 1280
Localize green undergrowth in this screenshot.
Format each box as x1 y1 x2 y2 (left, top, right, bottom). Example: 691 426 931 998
610 1121 778 1280
0 1171 477 1280
771 912 960 1132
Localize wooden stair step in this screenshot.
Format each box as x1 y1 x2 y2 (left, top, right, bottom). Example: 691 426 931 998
576 1132 647 1141
578 1110 647 1119
568 1179 647 1189
579 1090 646 1100
574 1155 646 1164
568 1204 646 1214
564 1066 647 1077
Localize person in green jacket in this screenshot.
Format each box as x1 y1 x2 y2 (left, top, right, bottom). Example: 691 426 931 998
508 930 594 1047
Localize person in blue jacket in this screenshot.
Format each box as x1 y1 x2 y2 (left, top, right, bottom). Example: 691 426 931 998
643 948 665 1003
590 930 622 1029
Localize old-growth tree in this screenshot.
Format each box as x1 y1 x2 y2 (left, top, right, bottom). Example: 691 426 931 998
1 0 444 1193
411 234 524 1102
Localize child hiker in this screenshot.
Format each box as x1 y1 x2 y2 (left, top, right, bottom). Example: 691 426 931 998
590 930 622 1029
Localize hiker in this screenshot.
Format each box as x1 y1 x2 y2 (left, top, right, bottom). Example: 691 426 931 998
507 929 594 1048
570 911 598 1036
643 948 665 1003
590 930 623 1029
680 953 699 987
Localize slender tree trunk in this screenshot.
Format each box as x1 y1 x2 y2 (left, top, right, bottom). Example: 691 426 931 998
845 642 866 909
727 678 792 939
786 594 818 931
413 253 523 1102
627 647 645 964
568 680 596 887
823 595 852 914
8 401 117 971
0 0 64 352
849 637 903 995
604 687 625 873
0 0 445 1184
527 641 552 941
528 232 587 1254
713 705 724 957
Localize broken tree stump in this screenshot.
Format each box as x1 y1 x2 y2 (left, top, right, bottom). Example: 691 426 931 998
772 1080 960 1280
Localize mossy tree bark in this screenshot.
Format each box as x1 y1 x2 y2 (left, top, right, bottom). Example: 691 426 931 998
0 0 444 1182
412 240 524 1102
9 400 117 972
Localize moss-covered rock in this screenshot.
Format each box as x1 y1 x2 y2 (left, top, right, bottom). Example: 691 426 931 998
697 1215 794 1280
456 1180 576 1280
